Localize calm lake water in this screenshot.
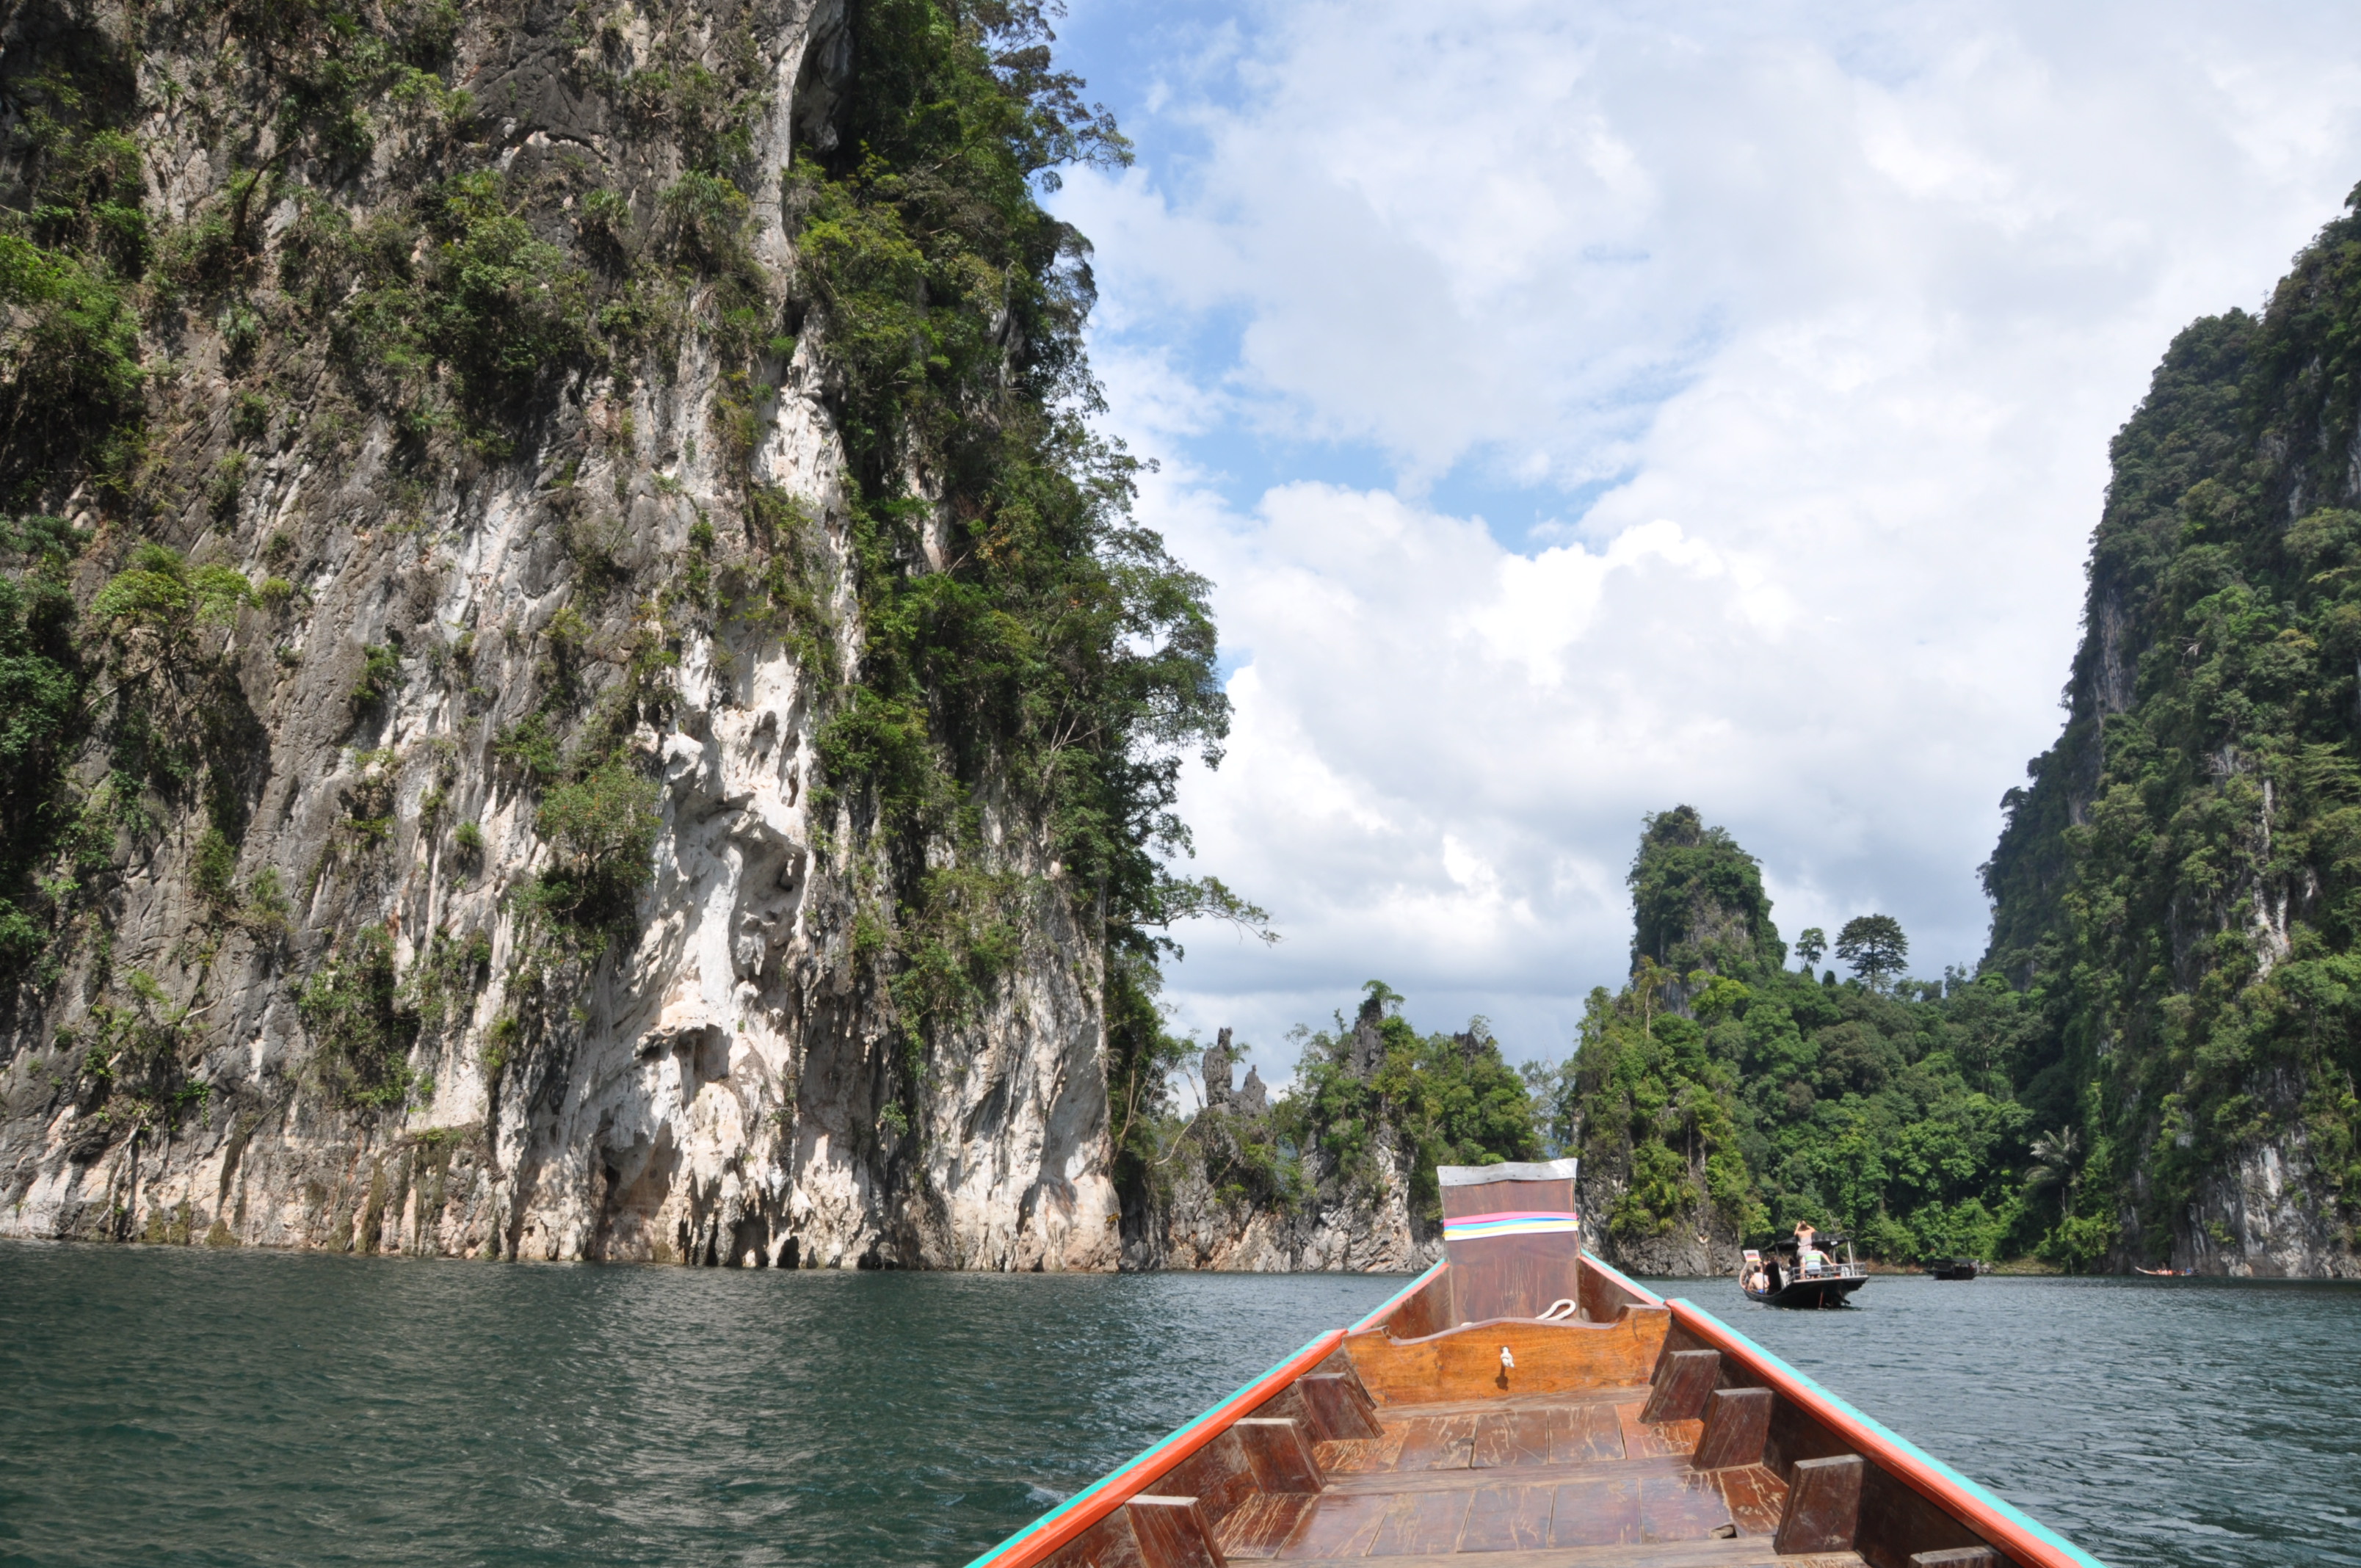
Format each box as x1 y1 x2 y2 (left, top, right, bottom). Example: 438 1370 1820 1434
2 1244 2357 1567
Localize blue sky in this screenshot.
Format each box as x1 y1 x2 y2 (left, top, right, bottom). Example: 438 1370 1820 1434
1021 0 2361 1077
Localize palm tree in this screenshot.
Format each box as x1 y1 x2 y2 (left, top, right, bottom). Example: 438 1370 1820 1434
2023 1126 2083 1210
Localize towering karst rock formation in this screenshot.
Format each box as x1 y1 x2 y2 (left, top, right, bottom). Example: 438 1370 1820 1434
1984 190 2361 1276
1146 998 1448 1274
0 0 1231 1268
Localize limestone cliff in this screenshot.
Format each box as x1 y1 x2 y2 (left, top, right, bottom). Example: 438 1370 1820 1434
0 0 1214 1268
1145 1028 1439 1274
1125 994 1537 1274
1981 194 2361 1277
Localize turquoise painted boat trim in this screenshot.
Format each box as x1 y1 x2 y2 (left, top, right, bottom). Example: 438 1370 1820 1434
960 1329 1338 1568
1667 1299 2108 1568
1349 1258 1446 1332
1583 1253 1664 1307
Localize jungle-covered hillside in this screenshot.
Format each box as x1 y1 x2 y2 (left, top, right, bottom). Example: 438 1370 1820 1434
1973 189 2361 1274
1158 808 2063 1273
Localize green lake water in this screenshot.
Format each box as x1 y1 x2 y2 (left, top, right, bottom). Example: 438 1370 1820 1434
2 1241 2357 1567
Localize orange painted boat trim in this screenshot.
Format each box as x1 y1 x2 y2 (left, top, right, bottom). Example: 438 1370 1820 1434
1668 1299 2106 1568
962 1327 1347 1568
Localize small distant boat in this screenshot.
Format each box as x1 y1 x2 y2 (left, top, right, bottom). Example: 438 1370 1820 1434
971 1158 2103 1568
1929 1259 1980 1281
1740 1237 1868 1308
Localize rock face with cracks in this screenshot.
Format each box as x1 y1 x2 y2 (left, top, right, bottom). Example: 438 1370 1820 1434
0 0 1120 1271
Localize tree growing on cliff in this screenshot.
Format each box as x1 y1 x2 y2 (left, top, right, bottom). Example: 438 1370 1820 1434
1833 915 1908 992
2023 1125 2083 1209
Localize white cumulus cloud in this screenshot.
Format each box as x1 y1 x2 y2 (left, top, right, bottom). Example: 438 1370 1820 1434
1042 0 2361 1066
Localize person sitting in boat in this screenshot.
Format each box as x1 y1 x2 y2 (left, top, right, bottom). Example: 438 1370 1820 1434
1746 1262 1770 1293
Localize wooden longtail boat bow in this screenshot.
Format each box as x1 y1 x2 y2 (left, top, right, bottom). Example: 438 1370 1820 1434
968 1158 2106 1568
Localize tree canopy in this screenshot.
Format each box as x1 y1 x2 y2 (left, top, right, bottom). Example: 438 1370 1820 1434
1834 915 1909 990
1627 805 1785 976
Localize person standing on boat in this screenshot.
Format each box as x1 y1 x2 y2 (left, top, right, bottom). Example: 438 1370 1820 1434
1795 1222 1821 1274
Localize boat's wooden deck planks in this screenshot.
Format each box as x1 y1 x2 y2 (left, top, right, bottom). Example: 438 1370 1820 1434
1325 1453 1697 1498
1278 1492 1393 1558
1550 1401 1629 1464
1391 1414 1479 1471
1297 1545 1862 1568
1253 1390 1791 1561
1547 1475 1641 1547
1316 1428 1407 1475
1716 1465 1785 1536
1469 1407 1553 1470
1359 1383 1650 1420
1217 1494 1319 1560
1639 1473 1736 1542
1617 1401 1704 1459
1368 1492 1474 1556
1456 1483 1556 1551
1264 1476 1779 1558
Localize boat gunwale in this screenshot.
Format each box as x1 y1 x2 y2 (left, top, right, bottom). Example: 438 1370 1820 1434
1665 1297 2108 1568
1349 1257 1450 1332
959 1326 1346 1568
1578 1252 1665 1312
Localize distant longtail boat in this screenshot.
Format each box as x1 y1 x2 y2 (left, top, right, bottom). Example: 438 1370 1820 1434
968 1158 2104 1568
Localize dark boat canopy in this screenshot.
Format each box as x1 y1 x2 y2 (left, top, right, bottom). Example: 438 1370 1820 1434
1758 1235 1847 1258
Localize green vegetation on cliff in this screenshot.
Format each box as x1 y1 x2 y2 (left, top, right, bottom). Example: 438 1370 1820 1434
0 517 89 975
1153 983 1539 1236
1530 809 2046 1265
1980 190 2361 1266
1277 985 1537 1214
794 0 1261 1179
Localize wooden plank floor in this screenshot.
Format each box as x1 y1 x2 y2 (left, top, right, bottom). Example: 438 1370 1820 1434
1222 1387 1857 1565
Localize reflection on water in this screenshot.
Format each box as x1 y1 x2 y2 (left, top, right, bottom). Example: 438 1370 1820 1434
1 1243 2355 1567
